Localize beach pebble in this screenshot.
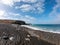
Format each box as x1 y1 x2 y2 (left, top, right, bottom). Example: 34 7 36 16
27 35 30 37
9 37 14 41
3 32 6 35
25 38 30 41
2 36 9 40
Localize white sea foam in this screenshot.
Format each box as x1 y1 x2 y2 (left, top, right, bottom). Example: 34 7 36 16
21 25 60 34
21 25 40 30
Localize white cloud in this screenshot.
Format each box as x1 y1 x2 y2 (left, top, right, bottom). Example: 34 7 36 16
0 0 45 14
49 0 60 16
0 10 8 17
13 0 21 2
0 0 21 6
14 15 36 23
0 11 36 23
15 0 45 13
21 15 36 23
21 0 45 3
49 0 60 24
8 13 20 16
0 0 37 6
18 4 35 12
16 15 36 23
22 0 37 3
0 10 9 19
0 10 21 19
0 10 5 16
56 0 60 4
25 15 36 20
34 1 45 13
0 0 13 6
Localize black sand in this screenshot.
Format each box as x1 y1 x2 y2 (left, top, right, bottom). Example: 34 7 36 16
0 24 55 45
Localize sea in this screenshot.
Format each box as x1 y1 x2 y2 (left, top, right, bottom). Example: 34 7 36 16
31 24 60 33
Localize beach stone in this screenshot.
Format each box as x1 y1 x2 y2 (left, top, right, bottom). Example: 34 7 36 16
25 38 30 41
0 24 21 45
27 35 30 37
2 36 9 40
0 24 56 45
9 37 14 41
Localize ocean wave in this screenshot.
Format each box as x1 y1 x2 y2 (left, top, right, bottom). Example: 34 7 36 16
21 25 60 34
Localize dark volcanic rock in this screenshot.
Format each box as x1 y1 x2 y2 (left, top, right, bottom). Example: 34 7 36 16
12 20 27 25
0 24 20 45
0 20 29 25
0 24 55 45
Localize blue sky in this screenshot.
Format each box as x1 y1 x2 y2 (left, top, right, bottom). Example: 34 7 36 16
0 0 60 24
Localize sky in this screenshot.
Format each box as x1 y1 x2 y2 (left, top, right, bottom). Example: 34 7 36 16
0 0 60 24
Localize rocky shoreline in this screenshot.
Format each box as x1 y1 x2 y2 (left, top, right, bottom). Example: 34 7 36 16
21 25 60 45
0 24 56 45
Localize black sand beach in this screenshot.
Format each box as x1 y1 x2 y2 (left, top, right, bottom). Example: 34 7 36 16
21 26 60 45
0 24 56 45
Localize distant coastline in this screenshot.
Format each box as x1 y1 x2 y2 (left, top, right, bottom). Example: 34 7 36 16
0 19 60 34
0 19 30 25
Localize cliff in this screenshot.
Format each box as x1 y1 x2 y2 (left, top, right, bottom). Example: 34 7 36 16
0 20 27 25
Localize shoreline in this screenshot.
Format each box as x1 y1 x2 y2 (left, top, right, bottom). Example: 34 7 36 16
21 25 60 45
21 25 60 34
0 24 59 45
0 24 56 45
